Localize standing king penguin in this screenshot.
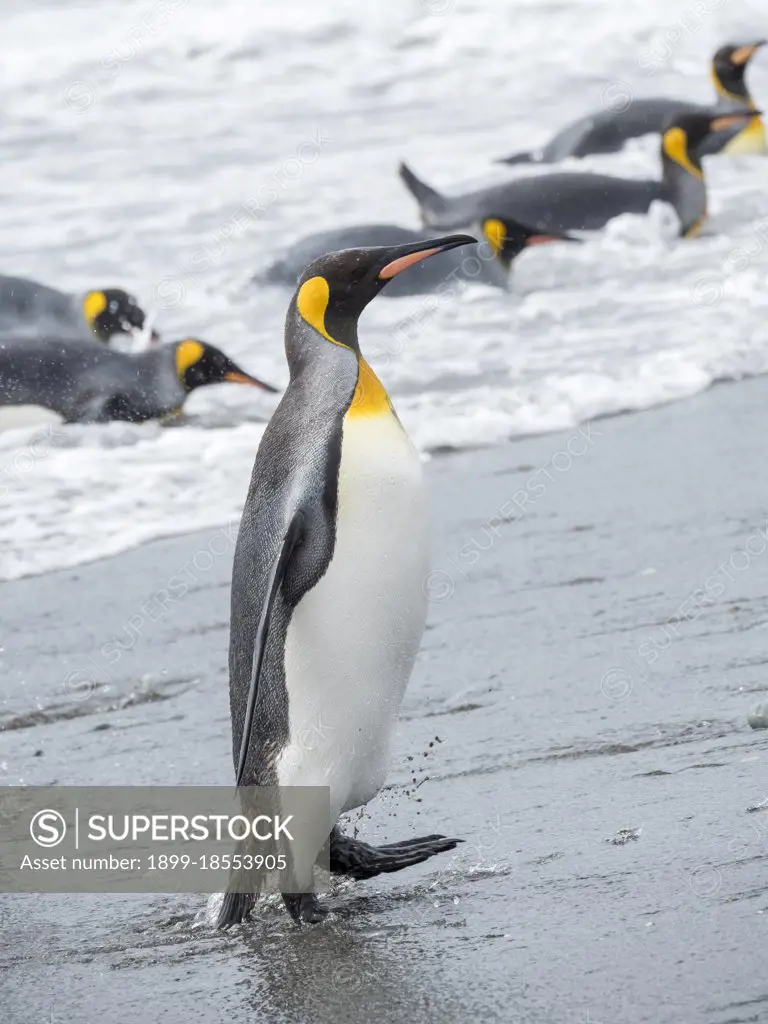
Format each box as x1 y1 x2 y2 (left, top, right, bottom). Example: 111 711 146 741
218 234 475 928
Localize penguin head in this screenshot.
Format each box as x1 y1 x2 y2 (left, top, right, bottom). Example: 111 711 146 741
662 109 759 172
481 216 578 271
660 109 758 237
712 41 765 102
174 339 279 393
83 288 155 343
291 234 476 352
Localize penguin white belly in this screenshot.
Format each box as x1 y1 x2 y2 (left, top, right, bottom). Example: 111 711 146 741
279 410 429 819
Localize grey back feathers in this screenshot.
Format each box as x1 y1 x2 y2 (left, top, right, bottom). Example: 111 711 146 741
0 275 88 340
0 337 185 422
400 162 664 235
534 99 704 163
499 98 723 164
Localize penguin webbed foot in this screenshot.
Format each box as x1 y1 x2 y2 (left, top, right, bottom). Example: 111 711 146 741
216 891 327 930
328 828 463 881
282 892 328 925
215 891 256 931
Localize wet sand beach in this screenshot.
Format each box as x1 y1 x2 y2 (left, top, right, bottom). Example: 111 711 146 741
2 373 768 1024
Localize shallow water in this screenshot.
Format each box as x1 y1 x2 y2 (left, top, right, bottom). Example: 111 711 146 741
2 377 768 1023
2 0 768 578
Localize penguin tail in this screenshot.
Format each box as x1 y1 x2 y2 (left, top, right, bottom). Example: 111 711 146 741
494 150 535 165
215 890 256 930
398 161 451 225
258 259 290 286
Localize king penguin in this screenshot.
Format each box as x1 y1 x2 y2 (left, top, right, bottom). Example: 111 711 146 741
0 336 276 423
217 233 476 929
0 275 155 344
497 40 766 165
259 217 575 295
400 110 756 239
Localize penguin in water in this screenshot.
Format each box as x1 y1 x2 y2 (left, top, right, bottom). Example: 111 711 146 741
498 41 767 165
400 110 756 239
217 233 476 929
0 275 155 345
259 217 576 295
0 337 277 423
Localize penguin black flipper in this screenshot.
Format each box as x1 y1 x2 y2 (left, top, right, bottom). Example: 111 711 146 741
327 827 462 880
235 509 305 788
217 510 305 932
66 393 138 424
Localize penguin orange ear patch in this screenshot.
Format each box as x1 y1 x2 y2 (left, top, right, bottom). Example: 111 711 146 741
482 219 506 256
296 276 333 342
83 291 108 326
175 339 205 376
296 276 354 349
662 127 703 180
379 248 441 279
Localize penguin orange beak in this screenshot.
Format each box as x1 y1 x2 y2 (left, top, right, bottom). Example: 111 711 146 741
525 231 581 246
225 370 280 393
731 41 766 65
377 234 477 280
710 110 763 131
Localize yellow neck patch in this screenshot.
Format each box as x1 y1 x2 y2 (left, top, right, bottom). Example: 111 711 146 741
83 291 107 328
682 213 708 239
175 339 204 377
483 218 506 256
662 127 703 180
347 358 392 419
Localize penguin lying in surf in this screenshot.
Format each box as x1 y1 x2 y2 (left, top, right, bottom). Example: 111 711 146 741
0 275 156 345
498 41 766 165
401 110 756 239
260 217 577 295
0 336 277 423
217 233 476 928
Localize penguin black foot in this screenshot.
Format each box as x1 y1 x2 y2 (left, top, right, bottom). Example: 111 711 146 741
215 891 256 930
282 892 328 925
328 828 463 881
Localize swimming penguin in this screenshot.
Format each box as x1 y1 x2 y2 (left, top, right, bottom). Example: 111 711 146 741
498 41 766 165
259 218 576 295
0 275 155 344
217 233 475 929
0 336 276 423
401 110 755 239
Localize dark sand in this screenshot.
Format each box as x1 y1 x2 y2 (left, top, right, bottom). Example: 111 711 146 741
2 376 768 1024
